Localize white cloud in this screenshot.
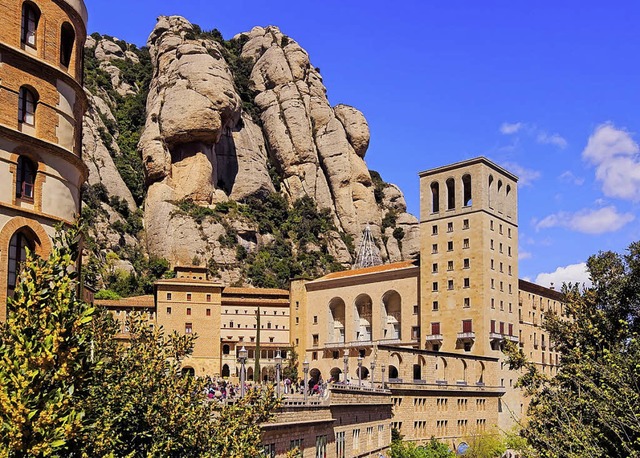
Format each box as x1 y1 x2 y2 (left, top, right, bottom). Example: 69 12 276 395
537 131 568 149
535 262 592 289
535 206 635 234
558 170 585 186
500 122 523 135
582 122 640 202
502 162 541 186
518 250 532 260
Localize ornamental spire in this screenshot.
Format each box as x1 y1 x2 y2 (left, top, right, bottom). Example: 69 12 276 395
354 224 382 269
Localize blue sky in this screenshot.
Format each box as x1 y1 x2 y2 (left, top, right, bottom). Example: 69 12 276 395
84 0 640 287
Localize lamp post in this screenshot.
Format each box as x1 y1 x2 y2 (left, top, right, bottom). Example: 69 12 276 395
381 364 386 389
357 355 363 387
275 349 283 398
370 360 376 388
303 359 310 404
238 346 248 397
343 350 349 383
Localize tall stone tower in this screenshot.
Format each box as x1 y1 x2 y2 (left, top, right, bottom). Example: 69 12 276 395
418 157 519 357
0 0 88 319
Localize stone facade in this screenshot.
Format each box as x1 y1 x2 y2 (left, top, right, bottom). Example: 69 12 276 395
0 0 88 320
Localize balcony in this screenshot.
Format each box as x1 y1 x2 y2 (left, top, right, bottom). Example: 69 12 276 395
456 332 475 341
490 332 519 343
425 334 443 342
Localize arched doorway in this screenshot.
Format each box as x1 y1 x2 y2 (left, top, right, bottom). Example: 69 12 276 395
221 364 230 378
330 367 342 383
388 365 399 380
354 294 373 342
382 290 401 340
328 297 346 344
356 366 370 380
181 367 195 376
310 368 322 384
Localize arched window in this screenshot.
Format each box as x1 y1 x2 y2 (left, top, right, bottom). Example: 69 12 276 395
16 156 36 200
7 230 35 297
430 182 440 213
21 2 40 47
221 364 230 378
18 87 37 125
462 174 472 206
60 22 75 67
446 178 455 210
488 175 494 208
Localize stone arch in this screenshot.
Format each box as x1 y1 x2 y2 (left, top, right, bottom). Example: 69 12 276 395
20 1 41 48
488 175 494 208
388 365 399 379
310 368 322 383
476 361 485 384
60 22 75 67
354 293 373 342
460 359 468 383
382 290 401 340
430 181 440 213
0 217 52 319
10 149 46 210
435 356 447 382
462 173 472 206
330 367 342 382
446 177 455 210
328 297 346 344
414 355 426 381
221 364 230 378
356 365 370 380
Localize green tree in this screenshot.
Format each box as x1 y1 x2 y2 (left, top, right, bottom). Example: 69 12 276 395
505 241 640 458
389 435 454 458
0 224 96 456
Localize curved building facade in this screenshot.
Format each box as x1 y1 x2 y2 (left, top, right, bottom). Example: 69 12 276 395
0 0 88 319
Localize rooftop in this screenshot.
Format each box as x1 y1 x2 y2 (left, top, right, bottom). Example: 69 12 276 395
95 295 155 308
315 260 417 281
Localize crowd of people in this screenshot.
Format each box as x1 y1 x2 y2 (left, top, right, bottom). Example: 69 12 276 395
201 375 331 402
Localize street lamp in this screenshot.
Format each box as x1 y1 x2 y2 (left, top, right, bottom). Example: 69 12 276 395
357 355 363 387
303 359 310 404
343 350 349 383
275 349 283 398
370 360 376 388
381 364 386 389
238 346 248 397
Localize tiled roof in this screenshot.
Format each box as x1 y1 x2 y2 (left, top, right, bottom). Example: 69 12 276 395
317 261 417 281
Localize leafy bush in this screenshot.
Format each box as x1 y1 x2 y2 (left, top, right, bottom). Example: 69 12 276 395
94 289 122 300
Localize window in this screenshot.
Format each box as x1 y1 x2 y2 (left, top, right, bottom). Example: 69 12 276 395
352 429 361 451
447 280 454 290
186 293 192 301
463 278 470 288
491 298 495 309
315 435 327 458
446 178 455 209
413 305 418 314
500 281 504 292
490 239 494 250
431 182 440 213
432 263 438 273
186 308 191 315
166 307 171 315
500 242 503 253
500 262 503 273
60 22 75 67
464 297 470 308
462 174 472 206
431 322 441 335
313 315 318 324
16 156 36 200
463 238 470 249
336 432 346 458
491 259 494 270
499 224 503 234
21 2 40 47
411 326 420 339
508 228 512 238
222 344 230 355
491 279 495 289
491 320 496 333
432 224 438 235
185 323 192 334
289 439 303 457
432 300 439 311
263 443 276 458
206 294 211 302
432 282 438 292
432 244 438 254
508 246 512 257
166 292 172 300
463 218 469 229
490 220 494 231
462 319 473 333
7 231 33 295
447 241 454 251
447 222 453 232
18 87 37 125
463 258 470 269
312 334 319 346
447 260 453 271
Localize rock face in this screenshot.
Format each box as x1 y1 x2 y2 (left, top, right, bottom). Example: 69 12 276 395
82 18 419 288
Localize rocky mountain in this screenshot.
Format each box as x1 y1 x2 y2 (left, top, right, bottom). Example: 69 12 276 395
81 16 419 294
